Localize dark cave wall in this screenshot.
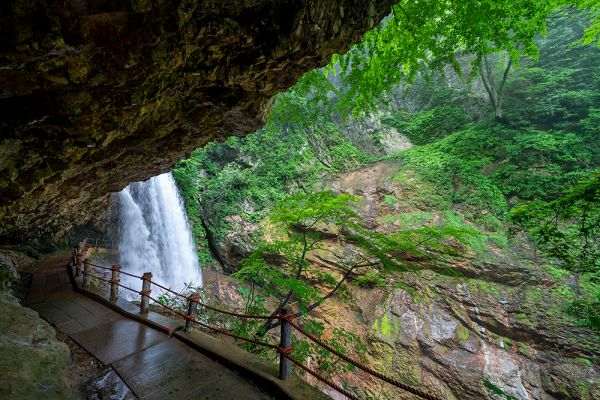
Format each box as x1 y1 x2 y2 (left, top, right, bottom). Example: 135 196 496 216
0 0 393 247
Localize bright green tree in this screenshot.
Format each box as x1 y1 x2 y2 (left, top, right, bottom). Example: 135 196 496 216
511 171 600 330
329 0 600 116
233 191 474 334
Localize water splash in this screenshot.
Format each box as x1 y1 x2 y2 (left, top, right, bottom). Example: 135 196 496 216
111 172 202 297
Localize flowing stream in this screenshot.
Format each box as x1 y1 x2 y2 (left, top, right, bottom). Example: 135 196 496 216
111 172 202 297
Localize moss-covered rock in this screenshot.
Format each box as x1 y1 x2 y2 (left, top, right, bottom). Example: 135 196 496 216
323 161 599 399
0 292 71 399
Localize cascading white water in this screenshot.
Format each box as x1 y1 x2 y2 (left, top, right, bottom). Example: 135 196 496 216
112 172 202 297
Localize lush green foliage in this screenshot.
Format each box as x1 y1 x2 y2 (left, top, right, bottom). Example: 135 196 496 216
229 190 474 383
505 10 600 128
381 11 599 207
174 10 599 249
382 106 470 145
173 71 372 242
329 1 600 115
393 123 597 211
511 172 600 330
172 7 600 385
233 191 474 316
511 172 600 275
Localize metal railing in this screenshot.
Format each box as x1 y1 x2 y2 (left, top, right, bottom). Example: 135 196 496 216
69 245 440 400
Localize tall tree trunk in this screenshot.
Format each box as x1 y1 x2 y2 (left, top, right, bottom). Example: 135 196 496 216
479 53 512 121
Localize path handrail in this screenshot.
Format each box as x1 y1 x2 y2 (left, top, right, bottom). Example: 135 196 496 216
71 247 440 400
78 253 276 319
83 236 114 249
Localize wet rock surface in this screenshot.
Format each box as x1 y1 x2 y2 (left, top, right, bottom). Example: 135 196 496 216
209 160 599 399
57 331 136 400
325 162 599 400
86 368 136 400
0 291 71 399
0 0 393 246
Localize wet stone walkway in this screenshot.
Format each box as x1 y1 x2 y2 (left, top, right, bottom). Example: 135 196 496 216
26 252 272 400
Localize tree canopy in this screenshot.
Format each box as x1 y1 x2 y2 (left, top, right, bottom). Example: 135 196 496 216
329 0 600 115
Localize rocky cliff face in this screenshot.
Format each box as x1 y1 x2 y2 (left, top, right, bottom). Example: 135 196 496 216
0 4 396 397
0 250 71 399
0 0 393 246
206 160 599 399
0 292 71 399
316 161 599 399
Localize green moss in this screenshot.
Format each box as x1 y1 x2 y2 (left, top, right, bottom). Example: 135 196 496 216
518 342 530 355
551 285 576 300
394 350 421 385
393 171 410 184
394 282 423 303
456 325 470 344
575 357 593 367
476 213 504 232
443 211 492 256
484 379 518 400
354 271 385 287
377 214 399 224
525 288 544 302
397 211 433 228
515 313 535 329
372 313 395 337
545 264 569 280
370 342 395 371
490 232 509 249
503 337 513 348
579 274 600 299
576 381 595 400
383 194 399 207
468 278 501 298
377 211 433 228
380 313 392 336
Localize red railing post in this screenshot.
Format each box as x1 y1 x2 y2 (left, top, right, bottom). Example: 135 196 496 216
140 272 152 314
185 295 199 332
82 257 91 289
279 308 292 380
110 264 121 302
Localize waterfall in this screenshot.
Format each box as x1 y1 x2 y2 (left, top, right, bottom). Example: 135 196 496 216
111 172 202 297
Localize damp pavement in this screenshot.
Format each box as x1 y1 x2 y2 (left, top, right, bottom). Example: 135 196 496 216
26 252 273 400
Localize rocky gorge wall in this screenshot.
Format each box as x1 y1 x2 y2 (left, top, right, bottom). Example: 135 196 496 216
204 160 599 400
0 0 393 247
0 249 71 399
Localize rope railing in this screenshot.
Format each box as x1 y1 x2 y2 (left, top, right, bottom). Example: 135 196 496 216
81 236 114 250
77 252 276 320
71 246 440 400
83 259 112 270
283 355 360 400
79 268 141 296
116 268 143 279
72 251 278 344
285 318 440 400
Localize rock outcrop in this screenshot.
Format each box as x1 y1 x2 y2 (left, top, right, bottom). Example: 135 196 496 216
0 291 71 399
0 4 397 397
0 247 71 399
205 159 599 399
0 0 393 246
316 161 600 399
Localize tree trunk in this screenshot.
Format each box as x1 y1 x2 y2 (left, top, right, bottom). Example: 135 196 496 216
479 53 512 121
